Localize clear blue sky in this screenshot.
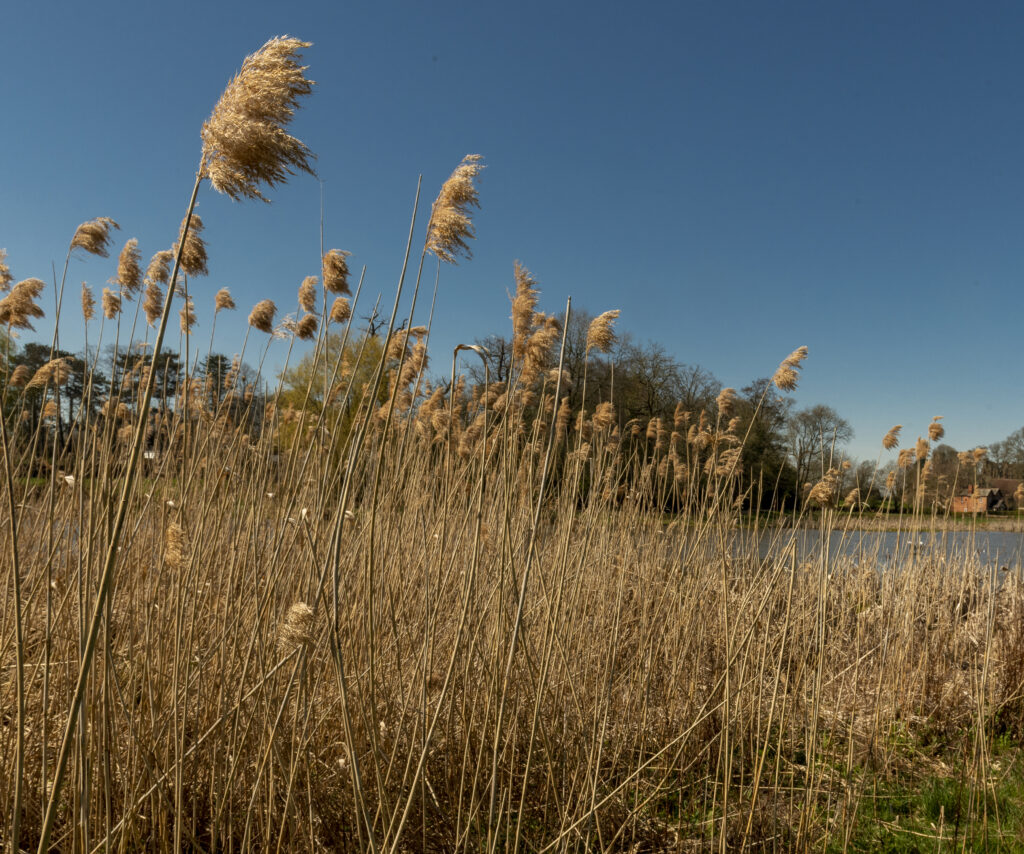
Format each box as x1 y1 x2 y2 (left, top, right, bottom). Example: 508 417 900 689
3 0 1024 462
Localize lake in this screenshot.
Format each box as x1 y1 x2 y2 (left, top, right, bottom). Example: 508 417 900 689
745 528 1024 573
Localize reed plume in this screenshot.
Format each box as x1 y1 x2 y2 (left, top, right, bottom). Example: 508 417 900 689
9 365 30 388
249 299 276 333
973 447 987 464
322 249 351 294
175 213 208 277
0 249 12 292
716 387 736 418
426 154 484 263
295 313 318 340
897 448 915 469
113 238 142 295
81 283 95 321
586 309 620 354
511 262 539 361
180 297 196 334
200 36 316 202
772 346 808 392
329 296 351 324
279 602 315 651
298 275 317 312
102 287 122 319
808 467 840 507
164 522 188 570
882 424 902 450
592 401 615 431
214 288 236 312
928 417 945 442
27 359 70 390
146 249 174 285
915 436 929 462
0 278 46 330
70 217 119 256
143 282 162 326
521 313 560 385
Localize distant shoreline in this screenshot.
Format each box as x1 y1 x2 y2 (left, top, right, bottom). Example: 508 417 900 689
763 514 1024 534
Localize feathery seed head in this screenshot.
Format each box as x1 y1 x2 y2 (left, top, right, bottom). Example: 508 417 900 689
143 281 163 326
180 296 197 334
974 446 987 464
521 313 561 385
511 262 539 361
897 448 915 469
298 275 318 312
586 309 620 354
27 358 71 391
0 278 46 330
0 249 12 292
200 36 316 202
771 346 808 392
164 522 188 570
175 213 208 277
329 296 351 324
928 417 945 442
882 424 902 450
426 154 484 264
146 249 174 286
808 467 840 507
9 365 31 388
592 400 615 431
322 249 351 294
716 387 736 418
782 346 809 368
279 602 315 651
295 313 318 340
114 238 143 295
81 283 95 322
214 287 235 313
248 299 276 333
102 287 122 319
70 217 120 257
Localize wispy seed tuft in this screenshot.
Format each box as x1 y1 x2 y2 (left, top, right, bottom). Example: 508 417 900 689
200 36 316 202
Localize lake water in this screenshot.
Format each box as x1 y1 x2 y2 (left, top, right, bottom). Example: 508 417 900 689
745 528 1024 573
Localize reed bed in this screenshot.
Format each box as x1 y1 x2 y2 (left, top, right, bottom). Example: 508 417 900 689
3 36 1024 854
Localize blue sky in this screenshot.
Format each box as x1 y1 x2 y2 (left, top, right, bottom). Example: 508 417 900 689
3 1 1024 462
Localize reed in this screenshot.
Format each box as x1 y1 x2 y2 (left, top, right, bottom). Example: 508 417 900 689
2 35 1023 854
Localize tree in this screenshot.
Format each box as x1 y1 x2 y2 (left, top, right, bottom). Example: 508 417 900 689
466 334 513 387
853 460 884 507
734 378 796 509
614 341 720 423
278 331 387 450
788 404 853 492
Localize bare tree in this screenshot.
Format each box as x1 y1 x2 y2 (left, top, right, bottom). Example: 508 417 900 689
788 404 853 490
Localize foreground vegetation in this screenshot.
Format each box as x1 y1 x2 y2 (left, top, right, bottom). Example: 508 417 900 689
3 36 1024 854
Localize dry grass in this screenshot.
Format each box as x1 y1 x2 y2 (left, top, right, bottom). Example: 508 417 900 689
2 36 1023 854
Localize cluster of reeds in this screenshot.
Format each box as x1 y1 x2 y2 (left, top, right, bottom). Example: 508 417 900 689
2 36 1023 854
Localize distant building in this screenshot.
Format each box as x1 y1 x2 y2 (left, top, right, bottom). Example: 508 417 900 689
951 484 1006 514
989 478 1024 510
